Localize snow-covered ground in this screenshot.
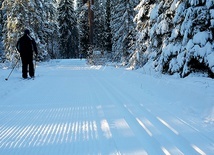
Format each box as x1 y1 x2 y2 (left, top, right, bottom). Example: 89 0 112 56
0 59 213 155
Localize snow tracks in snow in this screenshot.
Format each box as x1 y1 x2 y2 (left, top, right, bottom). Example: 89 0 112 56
0 59 213 155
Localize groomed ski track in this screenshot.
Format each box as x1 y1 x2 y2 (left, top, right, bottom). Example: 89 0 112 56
0 59 213 155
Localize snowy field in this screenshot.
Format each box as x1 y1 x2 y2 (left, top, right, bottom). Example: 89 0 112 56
0 59 213 155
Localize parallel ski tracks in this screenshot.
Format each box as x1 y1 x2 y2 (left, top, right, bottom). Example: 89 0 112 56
0 106 101 154
0 64 213 155
91 72 213 155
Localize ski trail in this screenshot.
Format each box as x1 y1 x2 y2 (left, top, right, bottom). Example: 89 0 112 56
90 69 213 155
0 60 213 155
89 71 162 155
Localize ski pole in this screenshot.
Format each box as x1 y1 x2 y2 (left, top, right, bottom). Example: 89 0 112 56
34 55 37 77
5 58 20 81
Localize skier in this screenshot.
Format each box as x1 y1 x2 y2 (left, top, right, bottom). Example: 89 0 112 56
16 29 38 79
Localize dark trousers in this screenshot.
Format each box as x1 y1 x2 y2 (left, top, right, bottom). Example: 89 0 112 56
21 57 34 78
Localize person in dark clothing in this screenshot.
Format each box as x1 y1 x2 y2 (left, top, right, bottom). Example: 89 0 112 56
16 29 38 79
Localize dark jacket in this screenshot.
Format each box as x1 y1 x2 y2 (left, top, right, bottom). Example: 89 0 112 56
16 34 38 60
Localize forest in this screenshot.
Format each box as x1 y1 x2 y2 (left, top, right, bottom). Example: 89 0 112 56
0 0 214 78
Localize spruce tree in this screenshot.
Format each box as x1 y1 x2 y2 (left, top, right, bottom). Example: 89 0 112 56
2 0 30 62
0 0 4 61
43 0 59 58
93 0 105 51
133 0 214 77
110 0 139 64
105 0 112 52
1 0 50 62
76 0 89 58
58 0 78 58
93 0 112 53
28 0 49 61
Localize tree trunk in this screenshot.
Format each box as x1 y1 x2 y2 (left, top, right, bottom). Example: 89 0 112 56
82 0 94 47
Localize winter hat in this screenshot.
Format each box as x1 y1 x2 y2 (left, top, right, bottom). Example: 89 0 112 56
24 29 30 35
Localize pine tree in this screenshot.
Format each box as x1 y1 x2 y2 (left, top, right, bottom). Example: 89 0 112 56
58 0 78 58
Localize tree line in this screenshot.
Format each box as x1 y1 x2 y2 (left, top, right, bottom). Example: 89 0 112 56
0 0 214 78
0 0 128 61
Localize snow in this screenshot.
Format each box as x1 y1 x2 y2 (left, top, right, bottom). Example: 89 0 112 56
193 31 210 47
211 19 214 27
0 59 214 155
156 19 169 35
207 1 214 9
169 26 179 41
150 4 159 21
173 2 185 24
170 0 180 11
188 0 200 6
210 9 214 18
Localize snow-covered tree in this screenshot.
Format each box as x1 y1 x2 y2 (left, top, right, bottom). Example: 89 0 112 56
158 0 214 77
131 0 174 69
76 0 89 58
1 0 213 78
58 0 78 58
93 0 106 51
0 0 4 61
1 0 20 61
43 0 59 59
110 0 139 64
30 0 50 61
133 0 214 78
104 0 112 52
94 0 112 52
1 0 50 62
